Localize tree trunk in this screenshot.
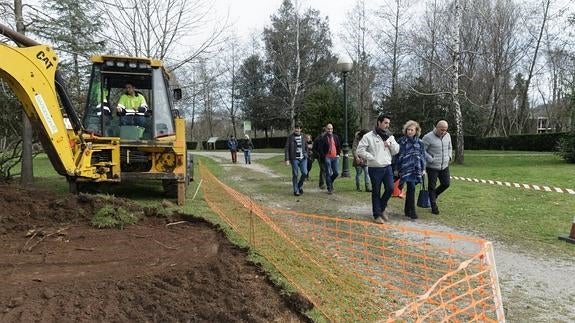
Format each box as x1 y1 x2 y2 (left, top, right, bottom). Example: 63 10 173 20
289 1 302 128
452 0 464 164
15 0 34 185
518 0 550 134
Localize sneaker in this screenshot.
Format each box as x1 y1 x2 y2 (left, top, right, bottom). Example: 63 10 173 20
374 216 385 224
319 185 326 190
293 192 300 196
381 212 390 221
298 187 304 195
431 206 440 215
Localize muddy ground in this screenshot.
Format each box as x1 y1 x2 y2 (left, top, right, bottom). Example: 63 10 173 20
0 185 309 322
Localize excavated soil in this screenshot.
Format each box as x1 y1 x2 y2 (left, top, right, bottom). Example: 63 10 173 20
0 184 310 322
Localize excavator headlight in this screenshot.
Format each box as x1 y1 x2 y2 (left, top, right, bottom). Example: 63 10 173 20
138 62 150 69
116 61 125 68
128 62 137 68
105 60 114 67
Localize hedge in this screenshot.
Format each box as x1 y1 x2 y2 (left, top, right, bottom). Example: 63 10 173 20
188 132 570 152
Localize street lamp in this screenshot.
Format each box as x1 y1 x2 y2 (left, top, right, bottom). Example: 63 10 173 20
337 56 353 178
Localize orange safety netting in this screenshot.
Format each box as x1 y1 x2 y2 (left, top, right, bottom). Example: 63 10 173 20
199 164 505 322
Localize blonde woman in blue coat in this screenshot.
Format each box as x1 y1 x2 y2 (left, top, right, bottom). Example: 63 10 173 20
396 120 426 220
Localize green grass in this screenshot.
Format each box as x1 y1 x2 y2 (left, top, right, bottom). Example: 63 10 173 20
451 150 575 188
91 205 141 229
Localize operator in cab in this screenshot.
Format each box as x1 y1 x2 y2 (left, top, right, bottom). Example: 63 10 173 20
116 82 149 127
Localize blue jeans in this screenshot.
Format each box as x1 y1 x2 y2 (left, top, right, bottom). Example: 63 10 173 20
355 165 370 189
324 157 339 192
290 158 308 194
368 165 394 218
243 150 252 164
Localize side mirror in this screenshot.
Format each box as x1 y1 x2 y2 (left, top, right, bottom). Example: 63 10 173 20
173 88 182 101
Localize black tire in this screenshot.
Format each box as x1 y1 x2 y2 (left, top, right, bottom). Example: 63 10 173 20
186 152 194 185
162 179 178 198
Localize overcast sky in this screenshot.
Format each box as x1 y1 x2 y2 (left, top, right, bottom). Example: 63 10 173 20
214 0 358 55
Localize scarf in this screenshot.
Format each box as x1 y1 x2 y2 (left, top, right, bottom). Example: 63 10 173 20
375 126 390 142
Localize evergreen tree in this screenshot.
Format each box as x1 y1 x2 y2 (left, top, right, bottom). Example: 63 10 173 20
29 0 105 112
263 0 334 129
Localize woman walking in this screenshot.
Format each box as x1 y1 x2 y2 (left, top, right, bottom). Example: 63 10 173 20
352 129 371 192
396 120 426 220
241 134 254 164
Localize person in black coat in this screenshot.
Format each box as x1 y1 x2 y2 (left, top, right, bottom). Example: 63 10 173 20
284 123 308 196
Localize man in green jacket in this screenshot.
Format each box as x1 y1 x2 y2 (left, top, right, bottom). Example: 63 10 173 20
116 82 149 127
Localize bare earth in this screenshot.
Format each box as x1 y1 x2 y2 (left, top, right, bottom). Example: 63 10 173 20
0 185 309 322
196 151 575 323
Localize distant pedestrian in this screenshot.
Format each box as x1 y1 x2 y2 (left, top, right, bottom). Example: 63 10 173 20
318 123 342 194
284 123 308 196
227 135 239 163
352 129 371 192
305 134 314 180
357 114 399 223
396 120 426 220
240 134 254 164
312 128 327 189
422 120 452 215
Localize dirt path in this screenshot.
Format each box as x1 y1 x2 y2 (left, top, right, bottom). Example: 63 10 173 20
197 151 575 323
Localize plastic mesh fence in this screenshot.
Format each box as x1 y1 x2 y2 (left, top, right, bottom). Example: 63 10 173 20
200 164 505 322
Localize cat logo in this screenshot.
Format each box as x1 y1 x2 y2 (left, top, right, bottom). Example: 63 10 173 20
36 50 54 69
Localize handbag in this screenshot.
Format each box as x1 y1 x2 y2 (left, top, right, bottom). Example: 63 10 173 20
417 176 431 208
392 178 405 198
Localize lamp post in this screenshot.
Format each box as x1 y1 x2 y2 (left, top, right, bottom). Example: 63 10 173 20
337 56 353 178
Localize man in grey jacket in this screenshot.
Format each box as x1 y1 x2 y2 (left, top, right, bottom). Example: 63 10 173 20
422 120 452 214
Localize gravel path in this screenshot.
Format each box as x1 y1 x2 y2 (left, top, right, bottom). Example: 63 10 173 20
195 151 575 322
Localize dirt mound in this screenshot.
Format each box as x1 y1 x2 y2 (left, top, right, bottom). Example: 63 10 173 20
0 184 310 322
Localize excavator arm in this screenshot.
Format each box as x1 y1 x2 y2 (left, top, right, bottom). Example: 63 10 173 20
0 23 120 182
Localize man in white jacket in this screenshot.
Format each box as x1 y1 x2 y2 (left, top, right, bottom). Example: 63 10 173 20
357 114 400 223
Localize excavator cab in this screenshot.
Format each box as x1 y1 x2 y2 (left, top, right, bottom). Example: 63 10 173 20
83 56 176 141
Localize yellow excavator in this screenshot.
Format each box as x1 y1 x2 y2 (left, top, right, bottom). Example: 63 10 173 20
0 23 192 205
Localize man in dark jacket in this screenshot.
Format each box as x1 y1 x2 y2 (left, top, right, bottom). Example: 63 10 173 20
284 123 308 196
422 120 452 214
318 123 342 194
227 135 239 163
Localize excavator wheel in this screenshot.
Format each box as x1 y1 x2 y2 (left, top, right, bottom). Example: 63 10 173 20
162 179 178 198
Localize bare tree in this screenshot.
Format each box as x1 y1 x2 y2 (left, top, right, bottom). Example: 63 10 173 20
450 0 465 163
516 0 552 133
372 0 414 106
13 0 34 184
215 34 243 137
481 0 523 136
97 0 228 65
341 0 377 129
264 0 333 129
